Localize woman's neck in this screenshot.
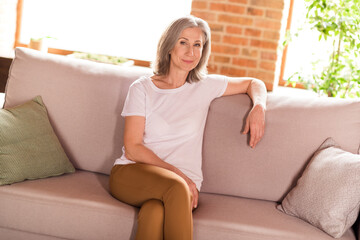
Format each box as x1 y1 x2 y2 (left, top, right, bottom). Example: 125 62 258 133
153 70 189 89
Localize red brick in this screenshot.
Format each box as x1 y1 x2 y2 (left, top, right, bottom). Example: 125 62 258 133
247 7 264 16
214 55 231 63
233 58 257 68
210 3 246 14
212 44 240 54
250 0 284 9
223 36 249 46
248 70 275 82
266 10 283 20
263 30 280 40
260 61 276 71
228 0 248 4
218 14 253 26
254 19 282 30
226 26 243 35
209 23 224 32
221 67 247 77
261 51 277 61
250 39 278 50
191 11 217 22
192 1 208 10
242 48 258 58
244 28 261 37
211 33 222 42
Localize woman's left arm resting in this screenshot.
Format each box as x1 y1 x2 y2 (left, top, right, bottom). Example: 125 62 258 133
222 77 267 148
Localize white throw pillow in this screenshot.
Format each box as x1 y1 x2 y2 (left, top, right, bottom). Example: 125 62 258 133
277 138 360 238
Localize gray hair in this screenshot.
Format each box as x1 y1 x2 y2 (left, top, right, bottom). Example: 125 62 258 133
152 15 211 83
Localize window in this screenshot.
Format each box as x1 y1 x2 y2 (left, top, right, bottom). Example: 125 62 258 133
281 0 335 83
18 0 192 61
281 0 360 87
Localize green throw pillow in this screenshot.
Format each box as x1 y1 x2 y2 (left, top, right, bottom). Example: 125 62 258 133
0 96 75 185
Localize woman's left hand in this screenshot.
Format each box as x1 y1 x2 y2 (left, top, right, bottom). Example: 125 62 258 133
242 104 266 148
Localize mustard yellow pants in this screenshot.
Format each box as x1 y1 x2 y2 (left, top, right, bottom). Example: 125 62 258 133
109 163 193 240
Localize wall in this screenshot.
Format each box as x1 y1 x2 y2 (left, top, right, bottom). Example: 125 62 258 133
191 0 290 90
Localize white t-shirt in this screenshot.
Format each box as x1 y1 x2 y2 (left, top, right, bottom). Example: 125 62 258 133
114 75 228 190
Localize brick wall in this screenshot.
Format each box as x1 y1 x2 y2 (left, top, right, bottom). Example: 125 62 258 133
191 0 290 90
0 0 17 58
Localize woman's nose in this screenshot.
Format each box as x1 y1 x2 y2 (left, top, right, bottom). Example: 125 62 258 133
186 46 194 56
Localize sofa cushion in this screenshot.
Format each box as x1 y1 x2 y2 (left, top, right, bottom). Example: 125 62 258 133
5 47 152 175
202 94 360 202
0 173 355 240
0 171 137 240
194 193 356 240
277 138 360 238
0 96 75 185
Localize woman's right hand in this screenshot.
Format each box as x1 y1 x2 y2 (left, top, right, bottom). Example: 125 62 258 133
186 178 199 210
175 171 198 209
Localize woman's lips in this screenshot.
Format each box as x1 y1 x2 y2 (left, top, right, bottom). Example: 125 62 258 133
182 59 194 64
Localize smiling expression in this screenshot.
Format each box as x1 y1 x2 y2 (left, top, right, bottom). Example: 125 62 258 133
169 27 204 74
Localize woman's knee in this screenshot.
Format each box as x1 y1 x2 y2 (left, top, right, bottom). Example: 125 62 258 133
165 177 192 203
138 199 164 221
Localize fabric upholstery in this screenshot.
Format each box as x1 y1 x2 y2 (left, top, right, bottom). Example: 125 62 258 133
5 47 152 175
0 173 355 240
194 193 355 240
277 138 360 238
0 171 137 240
0 96 75 185
202 94 360 202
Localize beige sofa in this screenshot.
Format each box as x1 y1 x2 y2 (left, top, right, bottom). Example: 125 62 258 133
1 47 359 240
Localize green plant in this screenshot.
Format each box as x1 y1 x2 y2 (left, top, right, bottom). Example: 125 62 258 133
287 0 360 98
70 52 130 65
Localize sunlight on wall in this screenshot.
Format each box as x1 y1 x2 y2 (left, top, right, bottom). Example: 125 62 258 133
20 0 192 61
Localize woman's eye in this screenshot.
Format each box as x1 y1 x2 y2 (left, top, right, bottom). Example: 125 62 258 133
180 41 187 45
194 43 201 47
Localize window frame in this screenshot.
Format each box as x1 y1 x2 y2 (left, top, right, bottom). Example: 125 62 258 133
278 0 305 89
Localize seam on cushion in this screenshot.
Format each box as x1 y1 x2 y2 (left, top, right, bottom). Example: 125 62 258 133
194 221 301 240
0 226 70 240
0 191 135 217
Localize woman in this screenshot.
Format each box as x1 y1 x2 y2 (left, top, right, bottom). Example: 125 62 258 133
109 15 267 240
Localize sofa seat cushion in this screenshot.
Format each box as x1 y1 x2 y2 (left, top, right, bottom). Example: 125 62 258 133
0 170 137 240
0 172 356 240
194 193 356 240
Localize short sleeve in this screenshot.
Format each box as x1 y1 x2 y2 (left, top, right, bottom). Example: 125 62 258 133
121 80 146 117
203 74 229 99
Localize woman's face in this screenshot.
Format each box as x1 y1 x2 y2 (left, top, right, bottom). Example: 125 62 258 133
169 27 204 74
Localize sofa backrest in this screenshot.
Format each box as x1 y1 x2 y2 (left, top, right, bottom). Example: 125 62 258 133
5 47 152 174
202 93 360 202
5 48 360 202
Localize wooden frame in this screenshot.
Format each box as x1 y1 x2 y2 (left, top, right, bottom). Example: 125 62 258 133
277 0 305 89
